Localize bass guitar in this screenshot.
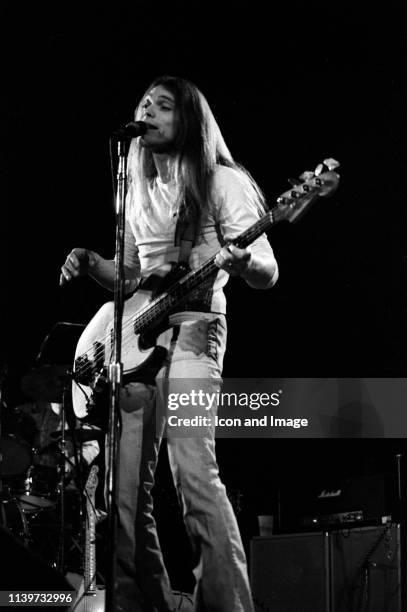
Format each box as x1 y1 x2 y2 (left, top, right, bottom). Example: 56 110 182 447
69 465 105 612
72 159 340 419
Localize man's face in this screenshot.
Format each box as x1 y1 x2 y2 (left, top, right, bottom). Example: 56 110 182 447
138 85 179 152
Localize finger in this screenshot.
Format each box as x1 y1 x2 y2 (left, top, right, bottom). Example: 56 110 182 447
67 254 78 269
63 260 80 277
221 246 234 263
69 250 83 268
59 267 71 286
215 255 236 275
214 250 232 269
66 251 82 271
214 254 223 268
228 244 251 262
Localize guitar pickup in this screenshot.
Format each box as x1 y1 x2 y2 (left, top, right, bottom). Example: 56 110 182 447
93 341 105 372
73 341 104 386
74 354 93 385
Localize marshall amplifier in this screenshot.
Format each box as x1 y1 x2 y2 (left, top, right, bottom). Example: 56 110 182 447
279 472 397 533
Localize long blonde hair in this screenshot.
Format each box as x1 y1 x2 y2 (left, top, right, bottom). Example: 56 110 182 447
127 75 266 227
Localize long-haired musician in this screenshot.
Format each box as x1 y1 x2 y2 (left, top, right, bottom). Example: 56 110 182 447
60 75 278 612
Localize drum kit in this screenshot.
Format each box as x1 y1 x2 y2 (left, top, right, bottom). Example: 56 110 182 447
0 362 104 571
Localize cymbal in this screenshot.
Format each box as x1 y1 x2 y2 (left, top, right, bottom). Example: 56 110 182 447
21 364 72 402
49 428 104 443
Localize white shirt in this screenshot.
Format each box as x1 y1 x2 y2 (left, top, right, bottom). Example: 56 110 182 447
124 165 277 314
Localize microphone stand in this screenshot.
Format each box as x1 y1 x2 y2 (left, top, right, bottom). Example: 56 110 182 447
105 138 127 612
0 366 6 500
56 391 67 574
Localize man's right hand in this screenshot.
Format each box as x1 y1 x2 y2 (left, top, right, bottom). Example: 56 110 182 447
59 248 97 286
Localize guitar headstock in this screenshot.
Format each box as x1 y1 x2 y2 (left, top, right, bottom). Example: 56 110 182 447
276 158 340 223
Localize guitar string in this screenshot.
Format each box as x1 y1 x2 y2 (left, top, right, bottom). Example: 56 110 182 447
73 178 326 381
73 257 222 381
72 210 276 381
73 258 218 379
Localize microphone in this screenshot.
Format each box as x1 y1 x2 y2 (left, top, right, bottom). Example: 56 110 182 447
112 121 148 139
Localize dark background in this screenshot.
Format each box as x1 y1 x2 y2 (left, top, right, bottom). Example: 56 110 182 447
1 0 407 589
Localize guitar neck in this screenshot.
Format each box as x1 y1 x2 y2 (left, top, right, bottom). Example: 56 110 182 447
231 208 282 249
83 466 99 595
133 208 279 334
73 161 339 379
84 504 97 593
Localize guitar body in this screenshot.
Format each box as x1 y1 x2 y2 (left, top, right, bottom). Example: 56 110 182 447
72 264 175 419
67 572 105 612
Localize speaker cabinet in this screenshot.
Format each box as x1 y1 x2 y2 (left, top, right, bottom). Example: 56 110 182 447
330 524 402 612
250 532 330 612
250 525 403 612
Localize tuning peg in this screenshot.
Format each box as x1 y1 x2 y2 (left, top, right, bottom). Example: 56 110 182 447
315 158 340 175
299 170 315 181
323 158 340 171
315 159 341 175
287 177 301 186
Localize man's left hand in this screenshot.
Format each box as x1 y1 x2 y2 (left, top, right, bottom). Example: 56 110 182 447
214 244 252 276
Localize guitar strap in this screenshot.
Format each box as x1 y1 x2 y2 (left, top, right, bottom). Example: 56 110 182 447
173 212 214 313
174 210 197 265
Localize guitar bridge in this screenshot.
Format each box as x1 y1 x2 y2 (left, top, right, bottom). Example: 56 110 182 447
74 341 105 386
74 354 93 385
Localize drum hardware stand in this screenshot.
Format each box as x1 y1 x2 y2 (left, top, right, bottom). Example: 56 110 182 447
0 364 9 507
56 376 85 574
0 366 30 546
55 384 68 573
0 364 7 497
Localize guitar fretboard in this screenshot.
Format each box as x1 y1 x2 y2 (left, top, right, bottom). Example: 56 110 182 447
132 208 280 334
84 468 98 594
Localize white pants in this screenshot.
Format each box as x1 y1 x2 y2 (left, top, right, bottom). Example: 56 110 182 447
116 315 254 612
